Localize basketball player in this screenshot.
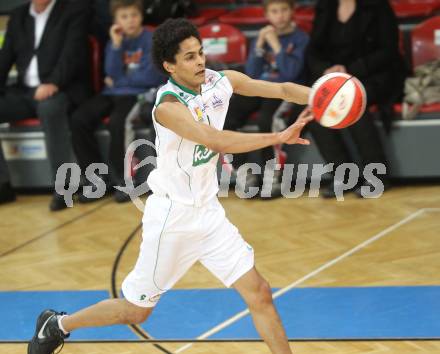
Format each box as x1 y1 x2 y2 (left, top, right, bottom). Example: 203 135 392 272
28 18 312 354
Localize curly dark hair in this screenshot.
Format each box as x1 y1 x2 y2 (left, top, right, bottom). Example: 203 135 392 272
151 18 202 76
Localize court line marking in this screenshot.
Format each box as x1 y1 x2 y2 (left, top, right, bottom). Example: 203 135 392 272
174 208 437 353
0 199 112 258
2 338 440 344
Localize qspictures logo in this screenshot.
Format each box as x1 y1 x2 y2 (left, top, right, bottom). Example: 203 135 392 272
54 139 387 212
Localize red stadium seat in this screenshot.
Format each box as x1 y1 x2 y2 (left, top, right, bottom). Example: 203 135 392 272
88 35 103 94
391 0 440 9
398 28 405 55
219 6 266 25
199 23 247 64
293 5 314 33
189 8 228 26
218 5 315 25
9 118 41 127
370 102 440 115
218 5 312 32
411 16 440 67
372 18 440 117
295 18 312 33
393 103 440 114
393 16 440 116
294 5 315 22
391 1 439 19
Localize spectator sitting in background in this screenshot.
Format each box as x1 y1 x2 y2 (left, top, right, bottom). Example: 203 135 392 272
70 0 164 204
306 0 406 198
0 0 91 211
225 0 309 199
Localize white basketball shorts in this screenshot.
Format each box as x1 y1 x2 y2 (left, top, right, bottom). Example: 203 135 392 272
122 194 255 307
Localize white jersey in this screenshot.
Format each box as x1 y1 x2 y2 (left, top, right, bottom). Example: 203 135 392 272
147 69 233 207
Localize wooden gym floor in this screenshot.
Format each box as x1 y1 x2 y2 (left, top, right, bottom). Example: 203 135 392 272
1 182 440 353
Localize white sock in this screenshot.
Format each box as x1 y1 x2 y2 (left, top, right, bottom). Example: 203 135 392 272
57 315 69 334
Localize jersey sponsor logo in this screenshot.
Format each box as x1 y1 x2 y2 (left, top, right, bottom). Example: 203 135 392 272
179 92 190 100
211 93 224 110
206 73 216 85
193 144 218 166
194 106 204 121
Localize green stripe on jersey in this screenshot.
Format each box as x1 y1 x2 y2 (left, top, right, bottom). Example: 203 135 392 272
155 91 188 107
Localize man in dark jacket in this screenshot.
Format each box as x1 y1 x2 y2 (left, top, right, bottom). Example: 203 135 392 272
0 0 92 210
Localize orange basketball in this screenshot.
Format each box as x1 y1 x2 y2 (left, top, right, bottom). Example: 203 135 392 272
309 73 367 129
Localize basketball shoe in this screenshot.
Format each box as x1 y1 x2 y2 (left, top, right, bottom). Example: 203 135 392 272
28 309 69 354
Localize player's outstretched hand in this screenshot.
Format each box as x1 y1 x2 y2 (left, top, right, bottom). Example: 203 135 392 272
278 107 314 145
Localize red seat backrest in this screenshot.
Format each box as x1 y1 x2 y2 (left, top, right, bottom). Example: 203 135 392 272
391 1 438 19
88 36 102 94
411 16 440 68
295 18 312 33
294 5 315 22
219 6 267 25
189 8 228 26
199 23 247 64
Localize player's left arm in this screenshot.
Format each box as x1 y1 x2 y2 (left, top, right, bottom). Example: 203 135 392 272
223 70 310 105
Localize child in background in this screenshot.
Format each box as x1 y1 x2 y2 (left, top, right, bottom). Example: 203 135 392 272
70 0 164 203
225 0 309 199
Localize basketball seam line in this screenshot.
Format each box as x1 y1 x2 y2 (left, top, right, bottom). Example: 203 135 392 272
319 75 354 127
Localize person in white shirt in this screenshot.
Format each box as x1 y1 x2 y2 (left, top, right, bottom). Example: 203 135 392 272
0 0 91 210
28 18 313 354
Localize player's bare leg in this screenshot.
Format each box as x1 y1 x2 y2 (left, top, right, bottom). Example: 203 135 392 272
233 267 292 354
62 298 153 331
28 299 153 354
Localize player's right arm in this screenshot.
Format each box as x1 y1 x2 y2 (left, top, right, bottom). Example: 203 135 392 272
155 95 313 154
